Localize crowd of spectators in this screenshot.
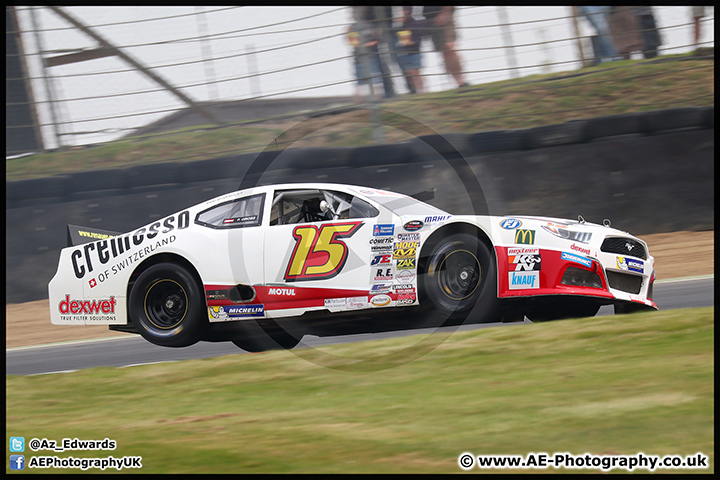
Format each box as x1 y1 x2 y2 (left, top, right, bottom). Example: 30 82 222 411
347 6 466 102
347 6 709 100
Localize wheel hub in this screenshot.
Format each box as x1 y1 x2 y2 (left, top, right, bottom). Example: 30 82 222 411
164 294 183 315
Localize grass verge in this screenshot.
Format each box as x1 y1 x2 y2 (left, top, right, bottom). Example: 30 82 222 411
6 307 714 474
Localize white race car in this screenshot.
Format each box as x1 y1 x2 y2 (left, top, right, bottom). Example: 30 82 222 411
49 183 657 351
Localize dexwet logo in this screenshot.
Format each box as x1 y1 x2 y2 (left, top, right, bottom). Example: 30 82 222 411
59 295 117 314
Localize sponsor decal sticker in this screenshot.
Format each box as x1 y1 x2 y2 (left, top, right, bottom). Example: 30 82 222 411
372 266 394 282
370 294 391 307
370 283 392 294
393 284 416 294
71 211 189 280
372 224 395 236
508 253 541 271
562 252 592 268
346 296 369 310
206 289 229 300
369 237 394 246
324 298 346 309
268 287 295 296
227 305 264 318
284 222 363 281
370 254 393 266
58 294 117 322
508 271 540 289
424 215 451 224
396 269 416 283
222 214 258 225
508 247 539 255
514 229 535 245
393 241 419 259
397 293 417 305
570 243 591 255
396 258 416 270
617 256 643 274
209 305 265 319
500 218 523 230
403 220 423 231
397 233 420 242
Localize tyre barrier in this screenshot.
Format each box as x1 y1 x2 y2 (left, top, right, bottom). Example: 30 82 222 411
126 161 182 187
6 175 71 203
6 106 711 204
68 167 128 193
350 142 413 168
585 112 645 140
467 129 529 154
700 105 714 129
525 120 588 149
179 154 253 184
642 107 706 135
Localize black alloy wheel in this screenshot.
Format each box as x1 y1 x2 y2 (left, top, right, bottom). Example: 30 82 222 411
129 263 206 347
421 232 499 324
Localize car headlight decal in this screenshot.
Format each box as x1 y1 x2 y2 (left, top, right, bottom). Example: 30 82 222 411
541 224 592 243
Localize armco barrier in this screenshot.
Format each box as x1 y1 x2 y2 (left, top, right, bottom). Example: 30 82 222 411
5 106 713 303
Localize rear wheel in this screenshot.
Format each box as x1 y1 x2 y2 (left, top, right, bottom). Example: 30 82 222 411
129 263 206 347
420 233 499 324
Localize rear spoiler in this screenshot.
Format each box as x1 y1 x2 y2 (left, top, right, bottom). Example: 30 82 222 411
67 224 122 247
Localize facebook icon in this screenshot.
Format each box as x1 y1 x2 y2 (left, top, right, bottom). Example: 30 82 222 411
10 454 25 470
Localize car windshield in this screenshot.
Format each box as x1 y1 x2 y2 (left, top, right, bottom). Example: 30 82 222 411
367 193 449 217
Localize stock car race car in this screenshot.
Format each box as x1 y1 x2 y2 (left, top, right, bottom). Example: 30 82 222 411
49 183 657 351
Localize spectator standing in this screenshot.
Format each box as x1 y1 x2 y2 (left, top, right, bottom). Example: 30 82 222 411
364 6 397 99
608 6 643 60
634 6 661 59
423 6 467 88
692 6 706 51
393 6 428 94
578 6 619 64
347 7 383 102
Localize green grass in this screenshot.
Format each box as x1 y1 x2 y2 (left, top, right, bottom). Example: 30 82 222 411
6 307 714 473
5 54 714 181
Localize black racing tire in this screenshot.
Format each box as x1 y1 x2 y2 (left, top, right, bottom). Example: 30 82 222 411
231 322 301 352
420 233 499 324
128 263 207 347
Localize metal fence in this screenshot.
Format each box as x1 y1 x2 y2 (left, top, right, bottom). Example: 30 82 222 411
6 6 715 157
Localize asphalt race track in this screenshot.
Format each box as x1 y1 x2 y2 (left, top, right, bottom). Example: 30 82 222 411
6 277 713 376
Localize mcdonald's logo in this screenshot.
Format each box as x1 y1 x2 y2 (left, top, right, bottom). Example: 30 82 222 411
514 229 535 245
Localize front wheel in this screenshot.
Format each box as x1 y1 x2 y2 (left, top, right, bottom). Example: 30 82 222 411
420 233 499 324
128 263 206 347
